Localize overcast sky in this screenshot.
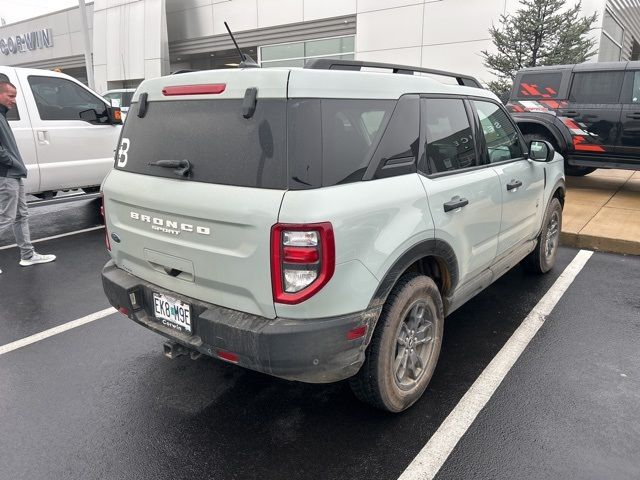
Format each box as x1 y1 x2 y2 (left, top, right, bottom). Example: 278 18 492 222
0 0 80 25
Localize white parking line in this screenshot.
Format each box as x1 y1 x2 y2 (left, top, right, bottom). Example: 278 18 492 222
0 307 116 356
398 249 594 480
0 225 104 251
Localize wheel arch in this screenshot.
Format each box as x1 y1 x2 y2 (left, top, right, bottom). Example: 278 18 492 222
368 239 458 313
552 178 566 208
516 119 569 153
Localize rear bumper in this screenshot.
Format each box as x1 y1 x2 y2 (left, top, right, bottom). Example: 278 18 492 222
101 260 380 383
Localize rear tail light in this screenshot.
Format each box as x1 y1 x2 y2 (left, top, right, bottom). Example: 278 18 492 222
101 196 111 251
271 223 335 304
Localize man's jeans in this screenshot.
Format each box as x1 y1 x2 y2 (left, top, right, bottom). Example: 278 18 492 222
0 177 34 260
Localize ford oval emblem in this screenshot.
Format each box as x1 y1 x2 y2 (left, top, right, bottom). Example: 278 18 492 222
111 232 121 243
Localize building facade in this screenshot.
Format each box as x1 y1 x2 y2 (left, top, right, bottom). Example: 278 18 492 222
0 0 638 93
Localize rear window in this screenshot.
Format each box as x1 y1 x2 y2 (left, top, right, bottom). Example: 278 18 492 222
117 97 407 190
515 72 563 99
115 99 288 189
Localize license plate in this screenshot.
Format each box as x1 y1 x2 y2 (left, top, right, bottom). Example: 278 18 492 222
153 293 192 334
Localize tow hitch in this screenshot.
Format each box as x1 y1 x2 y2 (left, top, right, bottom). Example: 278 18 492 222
163 341 202 360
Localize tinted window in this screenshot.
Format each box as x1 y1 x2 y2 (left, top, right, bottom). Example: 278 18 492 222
288 98 395 188
0 73 19 121
28 75 109 122
632 72 640 103
515 73 563 99
369 95 419 179
473 100 524 163
569 71 624 103
423 98 476 174
321 99 394 185
117 99 287 189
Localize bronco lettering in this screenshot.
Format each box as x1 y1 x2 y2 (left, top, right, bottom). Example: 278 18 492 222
130 211 210 235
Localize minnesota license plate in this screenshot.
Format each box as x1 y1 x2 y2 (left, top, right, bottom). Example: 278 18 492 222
153 292 192 334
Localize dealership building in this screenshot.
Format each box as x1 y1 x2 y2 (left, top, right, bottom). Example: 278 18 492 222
0 0 638 93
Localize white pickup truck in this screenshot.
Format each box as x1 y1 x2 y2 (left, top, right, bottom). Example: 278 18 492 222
0 66 122 198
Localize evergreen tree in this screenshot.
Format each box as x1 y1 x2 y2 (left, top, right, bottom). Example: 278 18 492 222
482 0 598 97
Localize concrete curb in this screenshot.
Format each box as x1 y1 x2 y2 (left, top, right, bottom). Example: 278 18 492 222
560 170 640 256
560 232 640 256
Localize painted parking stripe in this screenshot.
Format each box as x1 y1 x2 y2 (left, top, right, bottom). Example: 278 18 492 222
0 307 116 356
0 225 104 251
398 249 594 480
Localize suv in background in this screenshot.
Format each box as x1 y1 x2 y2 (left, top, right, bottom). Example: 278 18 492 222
101 60 565 412
507 61 640 176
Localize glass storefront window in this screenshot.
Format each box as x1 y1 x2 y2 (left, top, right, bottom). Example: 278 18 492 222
261 42 305 62
260 36 355 68
305 36 354 57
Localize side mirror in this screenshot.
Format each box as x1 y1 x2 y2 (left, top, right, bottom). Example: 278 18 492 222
106 106 123 125
79 108 99 123
528 140 555 162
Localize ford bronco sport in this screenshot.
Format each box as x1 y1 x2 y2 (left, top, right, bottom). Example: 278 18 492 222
507 61 640 176
101 60 565 412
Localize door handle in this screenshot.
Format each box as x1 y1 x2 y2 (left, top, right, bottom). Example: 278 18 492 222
562 111 579 118
626 113 640 120
507 179 523 191
443 196 469 212
37 130 49 145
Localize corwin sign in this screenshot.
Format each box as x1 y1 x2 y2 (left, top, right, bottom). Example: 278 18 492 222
0 29 54 55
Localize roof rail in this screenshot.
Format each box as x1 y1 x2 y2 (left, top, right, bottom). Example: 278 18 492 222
304 59 483 89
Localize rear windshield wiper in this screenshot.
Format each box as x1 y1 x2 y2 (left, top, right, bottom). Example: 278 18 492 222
148 159 191 177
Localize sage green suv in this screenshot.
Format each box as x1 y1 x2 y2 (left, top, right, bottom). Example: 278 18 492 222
101 60 565 412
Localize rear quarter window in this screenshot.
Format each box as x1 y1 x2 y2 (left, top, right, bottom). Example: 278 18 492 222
288 98 395 188
515 72 563 99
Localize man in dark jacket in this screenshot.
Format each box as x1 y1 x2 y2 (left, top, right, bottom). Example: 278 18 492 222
0 81 55 274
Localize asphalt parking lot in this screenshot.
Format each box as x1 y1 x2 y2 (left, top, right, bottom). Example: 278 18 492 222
1 200 639 480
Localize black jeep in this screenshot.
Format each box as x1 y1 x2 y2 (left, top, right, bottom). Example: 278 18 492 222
506 61 640 176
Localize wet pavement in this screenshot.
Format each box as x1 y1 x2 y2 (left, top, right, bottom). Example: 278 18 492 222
0 200 639 480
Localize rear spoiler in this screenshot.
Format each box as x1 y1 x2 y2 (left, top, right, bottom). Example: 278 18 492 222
305 59 483 89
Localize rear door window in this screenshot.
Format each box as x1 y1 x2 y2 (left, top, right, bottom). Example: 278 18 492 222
515 73 563 99
116 99 288 189
569 71 624 103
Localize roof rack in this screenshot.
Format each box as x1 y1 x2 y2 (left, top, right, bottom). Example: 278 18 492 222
304 59 483 89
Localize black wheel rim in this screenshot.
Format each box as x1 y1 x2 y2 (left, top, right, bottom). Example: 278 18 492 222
392 300 434 390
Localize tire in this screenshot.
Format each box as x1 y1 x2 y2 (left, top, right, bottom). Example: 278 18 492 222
523 197 563 274
349 273 444 412
522 133 596 177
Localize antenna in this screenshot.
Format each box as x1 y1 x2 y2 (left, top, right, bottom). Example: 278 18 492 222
224 22 260 68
